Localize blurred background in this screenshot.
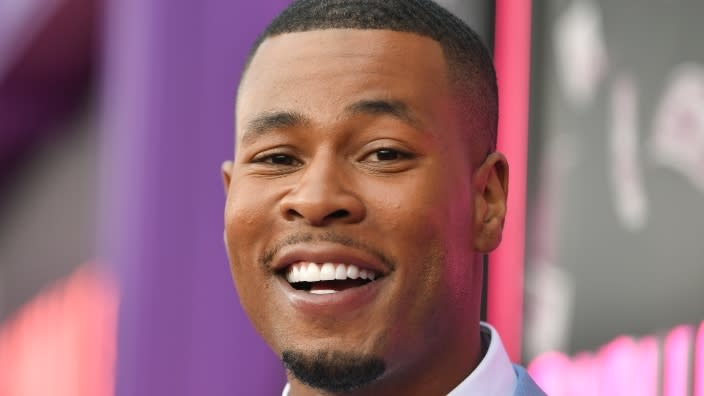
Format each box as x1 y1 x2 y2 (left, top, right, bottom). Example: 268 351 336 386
0 0 702 395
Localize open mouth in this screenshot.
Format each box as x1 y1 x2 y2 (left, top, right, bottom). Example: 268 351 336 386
284 262 381 295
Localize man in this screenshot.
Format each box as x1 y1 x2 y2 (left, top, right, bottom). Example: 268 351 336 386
222 0 545 394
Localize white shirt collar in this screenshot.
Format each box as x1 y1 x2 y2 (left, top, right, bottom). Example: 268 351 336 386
447 322 517 396
282 322 517 396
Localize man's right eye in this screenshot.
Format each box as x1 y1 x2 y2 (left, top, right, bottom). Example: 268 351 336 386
255 153 300 166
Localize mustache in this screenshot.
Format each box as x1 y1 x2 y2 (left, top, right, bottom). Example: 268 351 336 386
260 231 395 271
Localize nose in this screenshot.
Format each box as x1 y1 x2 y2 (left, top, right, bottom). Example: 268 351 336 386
279 157 365 226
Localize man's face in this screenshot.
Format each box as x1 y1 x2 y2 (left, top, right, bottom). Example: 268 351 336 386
224 29 507 393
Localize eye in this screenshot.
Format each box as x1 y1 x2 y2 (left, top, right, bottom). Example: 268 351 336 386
267 154 297 165
365 148 412 162
375 149 401 161
253 152 302 166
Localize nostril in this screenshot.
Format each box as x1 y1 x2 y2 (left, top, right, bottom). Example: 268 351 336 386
287 209 303 219
328 209 349 219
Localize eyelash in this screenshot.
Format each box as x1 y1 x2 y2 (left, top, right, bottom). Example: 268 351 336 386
250 147 415 168
252 153 301 166
364 148 414 162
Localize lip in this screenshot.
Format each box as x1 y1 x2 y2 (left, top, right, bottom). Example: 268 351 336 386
275 275 386 315
272 243 392 276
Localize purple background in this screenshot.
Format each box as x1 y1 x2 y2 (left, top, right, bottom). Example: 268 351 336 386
99 1 291 394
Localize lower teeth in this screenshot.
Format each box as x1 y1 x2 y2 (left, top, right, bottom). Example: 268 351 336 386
290 278 373 292
310 289 337 295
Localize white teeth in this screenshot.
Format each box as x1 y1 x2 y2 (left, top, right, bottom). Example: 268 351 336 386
310 289 337 295
347 265 359 280
303 262 320 282
286 266 298 283
292 266 301 282
335 264 347 280
286 262 379 285
320 263 336 281
311 262 322 281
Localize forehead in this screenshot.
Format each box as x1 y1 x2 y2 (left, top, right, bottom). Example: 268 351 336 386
236 29 454 135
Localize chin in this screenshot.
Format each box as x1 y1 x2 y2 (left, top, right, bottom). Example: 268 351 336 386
282 348 386 393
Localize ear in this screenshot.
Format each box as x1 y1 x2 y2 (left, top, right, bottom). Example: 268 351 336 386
472 152 509 253
221 160 233 196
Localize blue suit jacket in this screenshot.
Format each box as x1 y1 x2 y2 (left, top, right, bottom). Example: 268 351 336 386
513 365 546 396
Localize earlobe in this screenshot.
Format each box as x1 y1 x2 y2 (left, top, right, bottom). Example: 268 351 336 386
472 152 509 252
221 160 233 196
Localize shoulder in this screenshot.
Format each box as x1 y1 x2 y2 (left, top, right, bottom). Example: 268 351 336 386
512 365 547 396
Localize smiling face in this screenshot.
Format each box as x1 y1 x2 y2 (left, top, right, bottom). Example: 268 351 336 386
224 29 508 395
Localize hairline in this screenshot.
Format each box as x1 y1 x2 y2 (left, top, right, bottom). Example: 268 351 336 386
240 27 479 97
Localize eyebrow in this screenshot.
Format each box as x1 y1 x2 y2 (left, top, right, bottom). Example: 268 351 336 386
240 99 422 145
241 110 310 145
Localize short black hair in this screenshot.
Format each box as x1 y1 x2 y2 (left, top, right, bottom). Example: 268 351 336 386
241 0 498 155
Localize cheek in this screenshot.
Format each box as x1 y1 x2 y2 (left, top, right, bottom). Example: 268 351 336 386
225 181 277 254
372 169 469 240
372 169 474 319
224 183 279 313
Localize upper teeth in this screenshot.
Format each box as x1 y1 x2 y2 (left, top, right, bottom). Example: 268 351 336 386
286 262 377 283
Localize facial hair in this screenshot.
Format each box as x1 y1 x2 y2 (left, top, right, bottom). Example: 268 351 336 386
282 350 385 393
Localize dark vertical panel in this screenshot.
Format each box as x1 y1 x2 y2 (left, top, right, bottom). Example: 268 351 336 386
434 0 494 48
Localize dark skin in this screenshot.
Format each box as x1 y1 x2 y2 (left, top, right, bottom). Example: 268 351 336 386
223 29 508 396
